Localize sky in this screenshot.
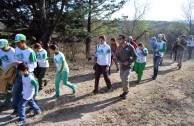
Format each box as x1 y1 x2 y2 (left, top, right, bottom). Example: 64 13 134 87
112 0 188 21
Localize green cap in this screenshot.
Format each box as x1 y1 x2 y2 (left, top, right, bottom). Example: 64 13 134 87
14 34 26 43
0 39 9 49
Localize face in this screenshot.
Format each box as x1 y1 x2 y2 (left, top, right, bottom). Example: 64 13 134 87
50 49 56 54
99 38 105 44
34 48 41 52
139 45 144 49
118 39 124 45
16 41 24 48
1 45 8 51
111 40 115 44
19 69 27 75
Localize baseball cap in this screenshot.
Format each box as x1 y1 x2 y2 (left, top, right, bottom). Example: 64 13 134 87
14 34 26 43
118 35 125 40
0 39 9 49
158 34 163 38
128 36 133 39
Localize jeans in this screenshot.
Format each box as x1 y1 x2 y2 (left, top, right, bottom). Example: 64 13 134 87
12 75 22 113
18 98 41 123
153 56 162 78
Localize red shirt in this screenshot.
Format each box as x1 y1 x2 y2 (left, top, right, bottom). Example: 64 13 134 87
130 41 138 49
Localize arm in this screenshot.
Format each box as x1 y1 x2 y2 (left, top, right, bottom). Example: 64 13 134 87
129 46 137 63
142 48 148 56
107 47 111 67
29 52 37 69
159 43 166 52
116 46 122 63
31 79 38 96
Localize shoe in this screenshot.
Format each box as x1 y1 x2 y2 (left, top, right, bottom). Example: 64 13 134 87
15 119 25 126
119 92 128 99
105 87 112 92
72 85 77 94
136 80 140 84
178 66 181 70
152 76 156 80
91 90 98 95
116 69 119 73
39 87 43 91
10 111 18 118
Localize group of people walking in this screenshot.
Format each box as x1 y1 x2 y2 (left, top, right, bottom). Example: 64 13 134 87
0 33 193 125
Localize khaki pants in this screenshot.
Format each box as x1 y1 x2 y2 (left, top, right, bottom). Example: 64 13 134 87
176 50 184 67
120 68 131 92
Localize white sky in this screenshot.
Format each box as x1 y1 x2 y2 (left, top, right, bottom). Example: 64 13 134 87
112 0 188 21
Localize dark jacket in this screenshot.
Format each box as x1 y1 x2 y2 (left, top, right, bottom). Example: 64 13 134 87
177 39 187 51
116 43 137 70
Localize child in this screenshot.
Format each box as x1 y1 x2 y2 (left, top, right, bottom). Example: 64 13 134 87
49 44 76 98
16 62 41 125
134 43 148 83
34 43 49 91
150 37 160 56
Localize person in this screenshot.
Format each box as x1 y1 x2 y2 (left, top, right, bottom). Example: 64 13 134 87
49 44 76 98
16 62 41 125
128 36 138 49
0 39 15 109
92 35 112 95
116 35 137 99
176 35 187 70
152 34 166 80
110 38 119 72
34 43 49 91
11 34 37 118
172 38 179 63
187 35 194 60
150 37 159 56
134 42 148 83
159 33 167 66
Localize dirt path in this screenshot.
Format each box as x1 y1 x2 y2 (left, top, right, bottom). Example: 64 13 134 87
1 58 194 126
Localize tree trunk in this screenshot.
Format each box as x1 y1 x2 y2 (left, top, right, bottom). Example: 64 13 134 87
85 0 92 59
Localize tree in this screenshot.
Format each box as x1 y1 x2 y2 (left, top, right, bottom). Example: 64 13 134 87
0 0 66 50
182 0 194 35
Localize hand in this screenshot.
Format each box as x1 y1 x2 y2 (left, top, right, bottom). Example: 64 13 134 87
56 72 60 76
123 61 129 65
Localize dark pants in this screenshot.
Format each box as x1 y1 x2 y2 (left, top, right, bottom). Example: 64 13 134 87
188 47 193 59
173 51 177 61
94 64 111 92
34 65 47 89
153 56 162 78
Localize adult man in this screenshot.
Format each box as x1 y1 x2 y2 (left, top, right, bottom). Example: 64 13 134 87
177 35 187 70
187 35 194 60
11 34 37 118
116 35 137 99
0 39 15 110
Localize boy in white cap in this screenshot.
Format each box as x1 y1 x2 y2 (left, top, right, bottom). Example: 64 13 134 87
10 34 37 118
0 39 15 110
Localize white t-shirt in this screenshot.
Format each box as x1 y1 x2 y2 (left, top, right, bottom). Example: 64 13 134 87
96 43 111 66
136 47 148 63
22 74 37 100
0 47 15 70
15 47 37 72
187 39 194 47
36 48 49 68
54 52 69 72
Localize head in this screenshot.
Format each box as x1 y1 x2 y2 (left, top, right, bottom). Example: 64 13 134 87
49 44 58 54
176 38 179 42
128 36 133 42
117 35 126 45
13 34 27 49
99 35 106 44
110 38 117 44
157 34 163 41
34 43 42 52
17 62 28 75
180 35 186 41
0 39 9 51
138 42 144 49
189 35 193 39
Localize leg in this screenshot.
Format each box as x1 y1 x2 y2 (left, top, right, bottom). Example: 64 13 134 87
54 74 62 98
28 98 41 114
188 47 192 59
102 66 112 89
38 68 47 90
3 84 12 107
121 69 131 93
137 62 146 81
12 76 22 113
134 62 139 75
153 57 161 79
179 51 184 68
18 98 28 123
176 51 180 66
94 64 101 93
61 71 76 93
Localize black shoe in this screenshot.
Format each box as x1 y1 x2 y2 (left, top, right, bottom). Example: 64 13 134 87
135 80 140 84
116 69 119 73
178 66 181 70
39 87 43 91
10 111 18 118
91 90 98 95
119 92 128 99
105 87 112 92
152 76 157 80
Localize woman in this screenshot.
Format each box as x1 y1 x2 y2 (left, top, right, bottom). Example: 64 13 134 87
110 38 119 72
49 44 76 98
160 33 167 66
134 42 148 83
34 43 49 91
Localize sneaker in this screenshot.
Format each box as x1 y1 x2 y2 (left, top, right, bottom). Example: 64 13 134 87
135 80 140 84
119 92 128 99
15 119 25 126
72 85 77 94
105 87 112 92
178 66 181 70
10 111 18 118
152 76 157 80
90 90 98 95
